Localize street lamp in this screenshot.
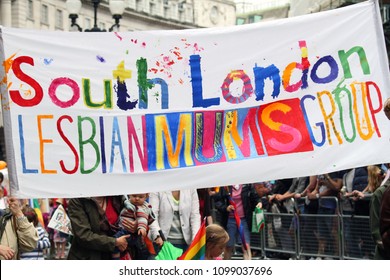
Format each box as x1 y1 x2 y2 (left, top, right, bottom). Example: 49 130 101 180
66 0 125 32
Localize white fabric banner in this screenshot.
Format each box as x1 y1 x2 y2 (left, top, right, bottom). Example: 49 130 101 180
0 1 389 198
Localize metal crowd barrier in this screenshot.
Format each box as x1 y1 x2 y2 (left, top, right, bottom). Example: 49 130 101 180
246 196 375 260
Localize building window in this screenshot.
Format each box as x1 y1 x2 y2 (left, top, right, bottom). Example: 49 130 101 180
178 1 184 11
84 18 92 30
210 6 219 24
150 3 156 15
178 10 184 21
27 0 34 19
254 15 262 22
136 0 143 11
248 15 262 24
55 9 63 29
382 4 390 23
164 7 170 18
41 4 49 25
99 22 106 31
236 18 246 25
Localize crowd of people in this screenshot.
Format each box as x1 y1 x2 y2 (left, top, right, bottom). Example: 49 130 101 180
1 99 390 260
1 169 390 260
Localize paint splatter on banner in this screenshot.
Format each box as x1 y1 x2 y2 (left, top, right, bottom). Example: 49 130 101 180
0 1 389 198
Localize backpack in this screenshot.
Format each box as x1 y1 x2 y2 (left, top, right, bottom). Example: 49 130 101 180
352 167 368 192
0 208 13 240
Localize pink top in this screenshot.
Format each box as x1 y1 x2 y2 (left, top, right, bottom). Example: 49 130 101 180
231 185 245 218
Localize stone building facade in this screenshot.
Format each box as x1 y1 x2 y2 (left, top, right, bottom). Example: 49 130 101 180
0 0 237 32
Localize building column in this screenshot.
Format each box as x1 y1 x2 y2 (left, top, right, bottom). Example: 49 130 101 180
0 0 13 27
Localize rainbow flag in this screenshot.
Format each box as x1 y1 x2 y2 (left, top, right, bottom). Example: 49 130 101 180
178 219 206 260
30 198 45 227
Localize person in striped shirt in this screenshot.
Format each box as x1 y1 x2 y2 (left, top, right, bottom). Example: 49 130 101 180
20 205 51 260
112 193 160 259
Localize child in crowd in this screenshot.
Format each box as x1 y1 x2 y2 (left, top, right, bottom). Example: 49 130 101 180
112 193 159 260
50 199 69 259
20 205 51 260
205 223 229 260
